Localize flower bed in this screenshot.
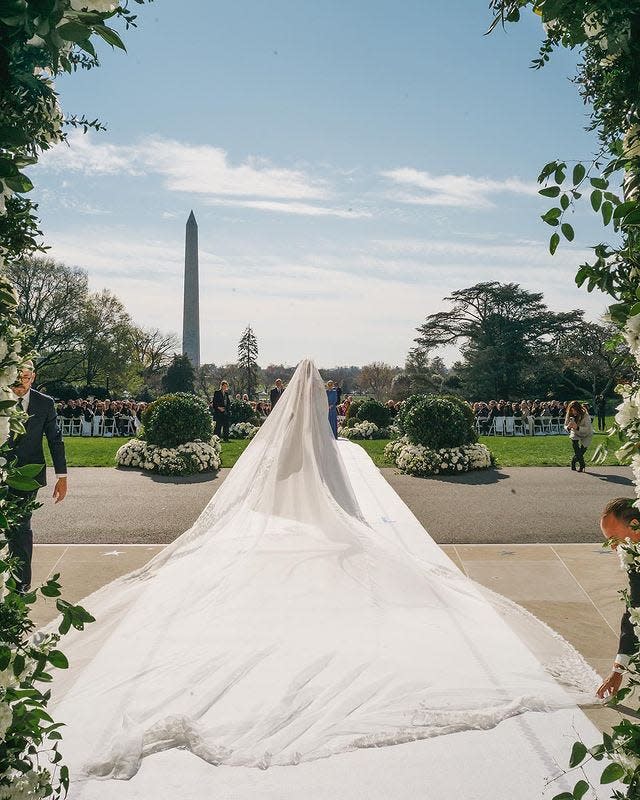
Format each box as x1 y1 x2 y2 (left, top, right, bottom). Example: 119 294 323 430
229 422 259 440
339 421 389 440
384 436 493 477
116 437 221 476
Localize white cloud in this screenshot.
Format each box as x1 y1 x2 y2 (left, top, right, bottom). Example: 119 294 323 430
205 197 371 218
381 168 537 209
38 131 327 201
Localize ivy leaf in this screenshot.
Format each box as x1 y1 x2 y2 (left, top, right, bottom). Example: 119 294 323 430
572 163 586 184
600 762 625 784
539 186 560 197
569 741 587 768
541 208 561 226
590 189 602 212
561 223 574 241
554 167 565 184
573 780 589 800
56 21 92 43
560 193 569 210
590 177 609 190
5 172 33 193
602 201 613 226
622 209 640 226
94 24 126 51
47 650 69 670
549 232 560 255
612 200 636 220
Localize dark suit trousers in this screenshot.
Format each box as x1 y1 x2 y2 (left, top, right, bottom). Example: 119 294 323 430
7 487 38 592
214 415 229 441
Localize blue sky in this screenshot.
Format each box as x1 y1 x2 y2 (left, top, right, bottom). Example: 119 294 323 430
33 0 608 367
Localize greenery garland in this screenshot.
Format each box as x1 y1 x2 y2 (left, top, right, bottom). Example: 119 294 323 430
489 3 640 797
1 1 149 796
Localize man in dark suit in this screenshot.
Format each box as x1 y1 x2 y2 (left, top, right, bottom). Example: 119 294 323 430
7 362 67 591
212 380 231 442
269 379 284 409
597 497 640 699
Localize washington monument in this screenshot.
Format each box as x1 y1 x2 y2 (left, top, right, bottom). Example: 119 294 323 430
182 210 200 368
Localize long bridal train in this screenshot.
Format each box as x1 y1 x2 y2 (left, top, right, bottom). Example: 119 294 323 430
48 360 606 799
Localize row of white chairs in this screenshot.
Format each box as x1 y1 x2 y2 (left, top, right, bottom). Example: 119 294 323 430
475 416 565 437
58 416 139 438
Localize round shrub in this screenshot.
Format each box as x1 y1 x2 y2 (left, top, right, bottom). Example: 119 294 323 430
440 394 475 432
356 399 391 428
141 392 213 448
229 399 255 425
398 394 475 450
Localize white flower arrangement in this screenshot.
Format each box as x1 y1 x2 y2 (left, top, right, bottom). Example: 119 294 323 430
116 437 222 476
229 422 259 440
384 436 493 477
341 421 383 440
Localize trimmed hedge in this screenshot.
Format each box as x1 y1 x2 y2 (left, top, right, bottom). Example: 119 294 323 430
356 399 391 427
141 392 213 448
398 394 476 450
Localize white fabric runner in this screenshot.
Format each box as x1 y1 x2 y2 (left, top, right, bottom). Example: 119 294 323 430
47 360 607 798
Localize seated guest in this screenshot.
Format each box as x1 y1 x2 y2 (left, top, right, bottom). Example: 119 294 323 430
270 379 285 409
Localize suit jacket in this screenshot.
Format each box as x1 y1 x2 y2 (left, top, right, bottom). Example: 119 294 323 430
8 389 67 486
619 570 640 658
212 390 230 418
270 387 284 408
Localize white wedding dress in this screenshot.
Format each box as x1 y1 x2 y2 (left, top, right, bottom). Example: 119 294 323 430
50 360 605 798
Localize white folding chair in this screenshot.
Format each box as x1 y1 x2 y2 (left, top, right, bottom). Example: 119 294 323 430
81 419 93 437
70 418 83 436
503 416 515 436
493 417 505 436
93 415 104 437
532 416 545 436
61 418 72 437
102 418 116 438
540 415 552 435
513 416 524 436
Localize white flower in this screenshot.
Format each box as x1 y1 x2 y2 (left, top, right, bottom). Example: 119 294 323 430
0 700 12 740
69 0 119 11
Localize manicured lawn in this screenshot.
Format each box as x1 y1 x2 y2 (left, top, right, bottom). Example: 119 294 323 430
47 427 621 469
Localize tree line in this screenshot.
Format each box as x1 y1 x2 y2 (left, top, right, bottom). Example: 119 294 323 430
12 258 631 403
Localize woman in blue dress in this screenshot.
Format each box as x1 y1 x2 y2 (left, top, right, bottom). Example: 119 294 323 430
326 380 339 439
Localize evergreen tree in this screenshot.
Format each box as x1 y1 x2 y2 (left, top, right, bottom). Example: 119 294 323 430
237 325 259 399
162 354 196 394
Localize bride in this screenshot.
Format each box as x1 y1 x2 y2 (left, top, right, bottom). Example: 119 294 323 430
50 359 600 793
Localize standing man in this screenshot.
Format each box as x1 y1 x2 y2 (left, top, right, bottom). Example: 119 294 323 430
269 378 284 410
595 394 607 432
212 380 231 442
597 498 640 699
7 362 67 591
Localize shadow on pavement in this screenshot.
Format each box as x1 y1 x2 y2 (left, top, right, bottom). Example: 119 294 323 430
586 472 634 486
116 466 221 486
428 469 510 486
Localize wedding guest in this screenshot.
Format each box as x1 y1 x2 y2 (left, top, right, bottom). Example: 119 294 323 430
564 400 593 472
6 362 67 591
213 381 231 442
270 379 284 409
326 380 339 439
597 498 640 699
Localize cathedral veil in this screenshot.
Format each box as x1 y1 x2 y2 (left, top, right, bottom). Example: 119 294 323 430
48 359 599 785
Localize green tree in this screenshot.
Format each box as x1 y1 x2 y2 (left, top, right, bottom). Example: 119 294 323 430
162 354 196 394
8 256 88 380
237 325 259 399
415 282 582 398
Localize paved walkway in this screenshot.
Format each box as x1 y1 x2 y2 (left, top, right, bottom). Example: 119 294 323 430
34 465 634 545
30 542 627 734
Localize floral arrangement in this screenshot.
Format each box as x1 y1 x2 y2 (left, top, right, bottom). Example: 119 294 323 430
384 437 493 477
340 421 388 440
116 437 221 476
229 422 259 440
